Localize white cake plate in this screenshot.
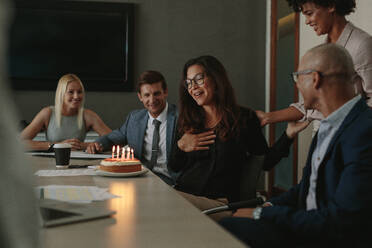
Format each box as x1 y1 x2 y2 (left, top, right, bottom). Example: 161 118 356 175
95 165 149 177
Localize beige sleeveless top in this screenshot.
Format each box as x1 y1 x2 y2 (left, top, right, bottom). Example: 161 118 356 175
46 106 86 142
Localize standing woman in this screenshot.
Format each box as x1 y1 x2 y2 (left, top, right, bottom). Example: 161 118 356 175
257 0 372 125
21 73 111 150
169 55 269 220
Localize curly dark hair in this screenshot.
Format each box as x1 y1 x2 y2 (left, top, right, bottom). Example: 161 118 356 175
178 55 240 141
286 0 355 16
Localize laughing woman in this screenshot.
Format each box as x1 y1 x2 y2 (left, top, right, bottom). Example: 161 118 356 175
21 73 111 151
169 55 270 220
170 55 305 220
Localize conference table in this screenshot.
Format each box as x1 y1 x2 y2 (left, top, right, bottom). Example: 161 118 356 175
31 156 247 248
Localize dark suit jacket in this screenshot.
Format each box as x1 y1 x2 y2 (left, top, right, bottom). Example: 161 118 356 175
261 99 372 246
96 103 178 180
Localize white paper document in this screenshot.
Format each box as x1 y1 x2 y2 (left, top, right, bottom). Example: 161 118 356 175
27 151 111 159
71 151 111 159
36 185 120 203
35 168 97 177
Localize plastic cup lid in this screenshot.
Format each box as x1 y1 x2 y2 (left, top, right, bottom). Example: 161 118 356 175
53 143 72 148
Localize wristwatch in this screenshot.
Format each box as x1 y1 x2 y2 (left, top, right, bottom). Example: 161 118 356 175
252 207 263 220
47 143 54 152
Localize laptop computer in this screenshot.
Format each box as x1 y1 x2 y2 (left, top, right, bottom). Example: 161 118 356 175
39 198 116 227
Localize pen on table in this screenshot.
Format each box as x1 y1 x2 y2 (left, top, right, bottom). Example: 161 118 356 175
68 165 89 169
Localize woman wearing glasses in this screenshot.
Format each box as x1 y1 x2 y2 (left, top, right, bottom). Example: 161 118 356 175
21 73 112 151
257 0 372 125
169 55 300 221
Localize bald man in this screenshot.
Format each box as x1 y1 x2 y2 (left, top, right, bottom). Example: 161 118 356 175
220 44 372 248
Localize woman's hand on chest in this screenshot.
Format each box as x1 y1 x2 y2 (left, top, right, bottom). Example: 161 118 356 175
177 130 216 152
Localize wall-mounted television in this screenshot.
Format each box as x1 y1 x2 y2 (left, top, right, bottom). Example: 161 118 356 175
8 1 134 91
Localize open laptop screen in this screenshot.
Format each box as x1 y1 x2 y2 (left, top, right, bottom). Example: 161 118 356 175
39 199 115 227
40 207 81 221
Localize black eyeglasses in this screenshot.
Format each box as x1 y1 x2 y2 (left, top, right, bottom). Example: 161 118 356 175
291 69 350 84
291 69 317 83
184 73 205 89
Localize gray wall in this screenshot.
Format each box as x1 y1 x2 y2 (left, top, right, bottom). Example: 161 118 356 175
13 0 267 129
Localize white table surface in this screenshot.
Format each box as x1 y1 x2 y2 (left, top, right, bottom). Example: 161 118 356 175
31 156 247 248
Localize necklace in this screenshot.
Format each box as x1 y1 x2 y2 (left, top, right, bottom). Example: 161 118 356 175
206 117 221 129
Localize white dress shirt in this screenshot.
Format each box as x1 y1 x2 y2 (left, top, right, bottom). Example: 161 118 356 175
306 95 361 210
143 102 170 178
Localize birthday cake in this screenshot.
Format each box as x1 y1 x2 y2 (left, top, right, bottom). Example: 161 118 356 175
99 158 142 173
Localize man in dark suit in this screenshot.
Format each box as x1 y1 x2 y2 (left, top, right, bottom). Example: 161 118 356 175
87 71 178 185
220 43 372 247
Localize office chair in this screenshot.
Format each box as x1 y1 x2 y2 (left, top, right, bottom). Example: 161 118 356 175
202 154 265 215
239 154 265 201
202 197 265 215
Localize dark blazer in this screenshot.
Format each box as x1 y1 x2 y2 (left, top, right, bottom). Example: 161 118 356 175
96 103 178 180
261 99 372 246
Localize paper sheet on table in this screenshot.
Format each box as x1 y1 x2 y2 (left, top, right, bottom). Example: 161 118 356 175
26 151 111 159
35 185 120 203
35 168 97 177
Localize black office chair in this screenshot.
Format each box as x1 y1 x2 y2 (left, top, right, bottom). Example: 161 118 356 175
239 154 265 201
203 154 266 215
202 197 265 215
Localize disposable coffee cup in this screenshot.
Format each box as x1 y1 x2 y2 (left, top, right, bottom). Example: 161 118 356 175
54 143 71 168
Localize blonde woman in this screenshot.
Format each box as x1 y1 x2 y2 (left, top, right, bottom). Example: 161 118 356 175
21 74 111 151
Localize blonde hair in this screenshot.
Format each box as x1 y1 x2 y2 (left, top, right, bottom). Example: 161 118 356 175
54 74 85 129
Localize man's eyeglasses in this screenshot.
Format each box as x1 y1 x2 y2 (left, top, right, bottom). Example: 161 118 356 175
291 69 350 83
184 73 205 89
291 69 318 83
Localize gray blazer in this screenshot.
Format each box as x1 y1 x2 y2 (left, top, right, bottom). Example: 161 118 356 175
96 103 178 179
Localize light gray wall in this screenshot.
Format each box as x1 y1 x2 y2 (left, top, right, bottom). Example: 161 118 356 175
13 0 267 129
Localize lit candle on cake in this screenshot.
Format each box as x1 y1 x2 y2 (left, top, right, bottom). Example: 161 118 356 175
121 147 125 160
116 145 120 159
131 148 134 160
126 147 130 160
112 146 115 159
